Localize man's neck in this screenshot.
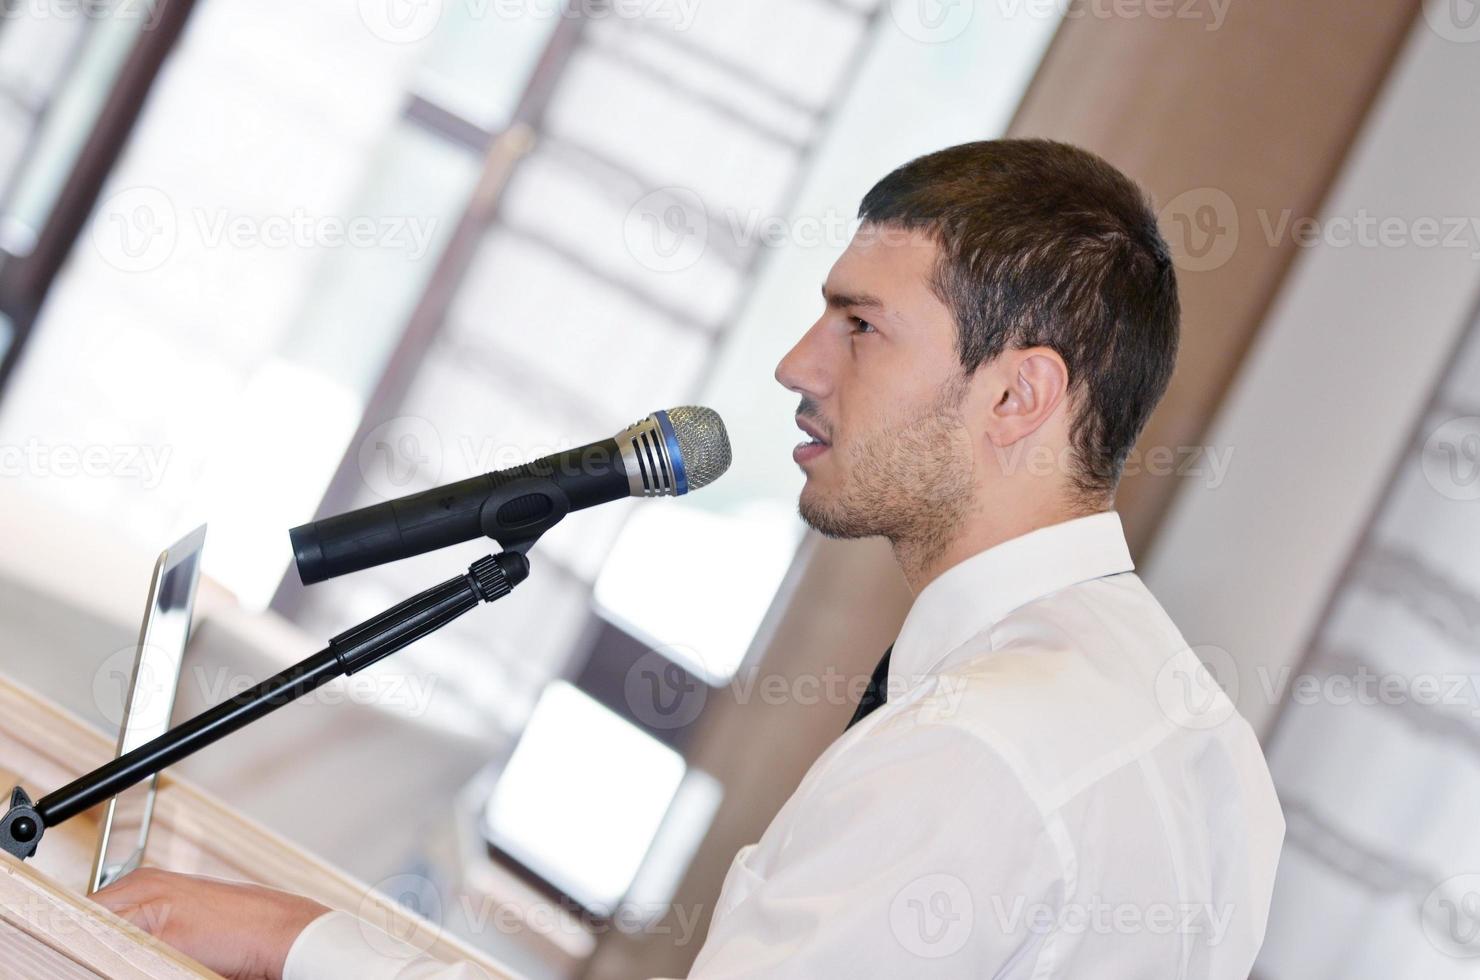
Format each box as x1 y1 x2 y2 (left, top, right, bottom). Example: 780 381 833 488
893 499 1107 596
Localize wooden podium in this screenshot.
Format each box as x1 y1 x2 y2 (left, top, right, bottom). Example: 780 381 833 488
0 675 520 979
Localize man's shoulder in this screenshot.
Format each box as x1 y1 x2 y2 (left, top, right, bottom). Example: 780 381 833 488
900 572 1267 817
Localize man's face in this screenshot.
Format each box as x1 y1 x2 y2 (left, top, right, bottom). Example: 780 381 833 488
775 224 978 547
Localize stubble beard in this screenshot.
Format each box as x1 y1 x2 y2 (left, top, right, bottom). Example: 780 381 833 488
798 378 976 566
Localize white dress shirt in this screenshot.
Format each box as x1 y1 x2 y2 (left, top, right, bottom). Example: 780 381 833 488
286 511 1285 980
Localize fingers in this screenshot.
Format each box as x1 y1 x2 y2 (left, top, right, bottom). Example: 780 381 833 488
95 896 178 938
93 868 181 937
101 901 158 935
93 877 144 910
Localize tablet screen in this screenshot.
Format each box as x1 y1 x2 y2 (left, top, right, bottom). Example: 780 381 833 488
88 525 205 894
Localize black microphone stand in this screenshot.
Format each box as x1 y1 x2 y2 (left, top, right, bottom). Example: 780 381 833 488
0 519 548 861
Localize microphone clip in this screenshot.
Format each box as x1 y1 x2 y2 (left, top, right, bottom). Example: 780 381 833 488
477 477 572 554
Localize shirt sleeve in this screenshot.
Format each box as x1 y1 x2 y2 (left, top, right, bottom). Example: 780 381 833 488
687 712 1068 979
285 715 1067 980
283 910 502 980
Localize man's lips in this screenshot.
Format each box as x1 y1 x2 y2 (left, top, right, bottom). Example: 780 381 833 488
793 416 831 465
795 416 830 445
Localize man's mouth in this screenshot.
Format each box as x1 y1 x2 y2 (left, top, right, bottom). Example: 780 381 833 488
793 416 831 465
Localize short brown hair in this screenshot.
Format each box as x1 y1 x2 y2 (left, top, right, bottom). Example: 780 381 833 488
858 139 1180 501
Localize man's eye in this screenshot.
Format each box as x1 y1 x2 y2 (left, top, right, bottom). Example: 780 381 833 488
850 317 876 334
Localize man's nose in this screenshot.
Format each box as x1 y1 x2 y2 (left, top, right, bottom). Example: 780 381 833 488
775 323 831 399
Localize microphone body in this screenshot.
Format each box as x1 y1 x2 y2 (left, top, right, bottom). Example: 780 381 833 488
292 407 728 584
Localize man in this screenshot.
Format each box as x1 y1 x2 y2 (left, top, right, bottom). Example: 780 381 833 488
97 139 1284 978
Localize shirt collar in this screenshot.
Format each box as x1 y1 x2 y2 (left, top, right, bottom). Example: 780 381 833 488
889 510 1135 688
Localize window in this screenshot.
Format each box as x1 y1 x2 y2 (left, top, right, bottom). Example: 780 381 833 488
0 0 1061 954
1257 309 1480 977
0 0 189 389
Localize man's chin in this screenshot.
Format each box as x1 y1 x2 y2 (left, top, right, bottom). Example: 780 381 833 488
797 488 874 540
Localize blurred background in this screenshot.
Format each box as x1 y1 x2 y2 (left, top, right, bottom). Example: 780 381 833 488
0 0 1475 976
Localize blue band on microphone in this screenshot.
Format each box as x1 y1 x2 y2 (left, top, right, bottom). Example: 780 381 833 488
655 409 688 496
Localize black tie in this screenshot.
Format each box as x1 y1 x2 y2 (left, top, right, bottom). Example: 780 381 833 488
845 644 893 731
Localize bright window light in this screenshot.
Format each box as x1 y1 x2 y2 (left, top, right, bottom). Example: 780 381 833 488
482 681 686 912
594 500 803 686
199 357 361 609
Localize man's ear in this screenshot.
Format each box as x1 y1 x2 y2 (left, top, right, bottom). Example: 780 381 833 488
981 346 1069 448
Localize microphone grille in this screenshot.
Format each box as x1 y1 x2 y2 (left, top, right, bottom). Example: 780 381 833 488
668 406 732 491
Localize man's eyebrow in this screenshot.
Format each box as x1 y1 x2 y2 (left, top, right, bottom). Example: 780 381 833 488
821 284 886 311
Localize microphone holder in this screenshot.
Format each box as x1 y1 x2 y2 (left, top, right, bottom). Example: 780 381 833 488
0 549 531 862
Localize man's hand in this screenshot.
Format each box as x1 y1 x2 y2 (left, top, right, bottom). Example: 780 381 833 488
93 867 329 980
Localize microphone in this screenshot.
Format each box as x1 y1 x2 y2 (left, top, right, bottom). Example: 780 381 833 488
290 406 732 585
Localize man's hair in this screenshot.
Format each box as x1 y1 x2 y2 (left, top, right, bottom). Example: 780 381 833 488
858 138 1180 502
